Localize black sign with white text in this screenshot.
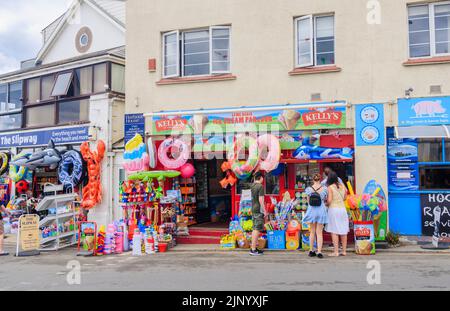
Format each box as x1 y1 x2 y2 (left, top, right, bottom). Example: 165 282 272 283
421 193 450 238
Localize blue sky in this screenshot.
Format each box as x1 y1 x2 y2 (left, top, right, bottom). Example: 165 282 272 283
0 0 71 74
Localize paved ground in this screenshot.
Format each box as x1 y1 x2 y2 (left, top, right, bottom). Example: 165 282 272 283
1 242 449 291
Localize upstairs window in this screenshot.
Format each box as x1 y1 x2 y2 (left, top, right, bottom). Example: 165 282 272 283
295 15 335 67
162 26 231 78
408 2 450 58
0 81 23 131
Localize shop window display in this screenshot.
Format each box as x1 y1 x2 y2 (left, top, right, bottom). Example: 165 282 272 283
420 166 450 190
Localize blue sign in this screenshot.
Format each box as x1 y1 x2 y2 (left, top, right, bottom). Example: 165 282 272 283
356 104 385 146
125 113 145 144
0 126 89 148
398 96 450 126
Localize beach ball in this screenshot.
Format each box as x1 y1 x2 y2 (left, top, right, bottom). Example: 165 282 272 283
180 163 195 178
16 180 29 194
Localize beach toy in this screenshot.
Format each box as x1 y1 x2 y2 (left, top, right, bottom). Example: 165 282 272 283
9 152 30 182
347 181 355 196
58 150 85 189
80 140 106 210
147 137 157 169
15 140 61 170
0 152 8 176
220 171 237 188
227 135 259 178
128 170 180 181
158 138 190 169
180 163 195 178
257 134 281 172
15 180 29 194
270 163 285 176
123 134 150 173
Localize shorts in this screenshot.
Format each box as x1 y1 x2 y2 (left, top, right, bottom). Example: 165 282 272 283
0 221 4 235
252 214 264 231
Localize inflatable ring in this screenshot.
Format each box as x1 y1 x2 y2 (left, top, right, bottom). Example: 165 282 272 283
128 170 181 181
58 150 85 188
158 138 190 169
257 134 281 172
0 152 8 176
228 135 259 178
9 153 30 182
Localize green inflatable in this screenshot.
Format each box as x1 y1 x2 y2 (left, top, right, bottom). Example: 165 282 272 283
128 170 181 181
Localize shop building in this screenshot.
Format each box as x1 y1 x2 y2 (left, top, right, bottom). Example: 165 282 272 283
0 0 126 228
124 0 450 239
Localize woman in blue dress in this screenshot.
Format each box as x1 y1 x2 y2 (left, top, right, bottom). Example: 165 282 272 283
303 173 328 258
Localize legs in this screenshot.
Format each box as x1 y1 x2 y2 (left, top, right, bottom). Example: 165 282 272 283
316 224 324 254
309 223 317 252
251 229 260 251
330 233 339 256
340 234 347 256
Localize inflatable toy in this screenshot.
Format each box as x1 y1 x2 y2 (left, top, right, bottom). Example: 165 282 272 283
80 140 106 210
257 134 281 172
123 134 150 173
270 163 285 177
220 171 238 189
293 137 354 160
0 152 8 176
180 163 195 179
227 135 259 179
15 180 29 194
10 140 62 170
147 137 157 169
58 150 85 189
158 138 190 169
128 170 181 181
9 153 31 182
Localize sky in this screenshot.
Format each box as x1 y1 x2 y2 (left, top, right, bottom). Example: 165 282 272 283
0 0 72 74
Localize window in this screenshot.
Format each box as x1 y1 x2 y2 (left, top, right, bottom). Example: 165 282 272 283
41 75 55 101
93 63 107 93
8 81 22 108
295 15 335 67
408 3 450 58
420 166 450 190
74 67 93 95
26 104 56 127
51 72 73 97
111 63 125 93
265 172 280 195
0 114 22 131
0 81 23 131
58 99 89 124
418 138 443 162
26 78 40 103
0 84 6 111
162 26 231 78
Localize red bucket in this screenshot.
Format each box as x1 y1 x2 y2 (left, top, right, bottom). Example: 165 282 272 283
159 243 168 253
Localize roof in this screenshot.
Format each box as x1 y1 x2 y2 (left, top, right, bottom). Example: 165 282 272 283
0 46 125 81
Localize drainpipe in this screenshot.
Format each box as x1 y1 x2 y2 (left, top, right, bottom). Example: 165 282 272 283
106 97 114 224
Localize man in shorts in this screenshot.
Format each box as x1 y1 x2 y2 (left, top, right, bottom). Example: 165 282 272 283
250 172 266 256
0 204 10 256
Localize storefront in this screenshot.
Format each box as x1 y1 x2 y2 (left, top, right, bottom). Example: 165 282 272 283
388 96 450 239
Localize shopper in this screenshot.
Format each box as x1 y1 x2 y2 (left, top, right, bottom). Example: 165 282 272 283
250 172 266 256
0 204 10 256
321 167 343 187
303 173 328 259
326 172 349 257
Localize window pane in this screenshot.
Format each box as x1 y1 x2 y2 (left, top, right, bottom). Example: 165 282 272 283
58 99 89 124
0 84 6 113
164 33 178 77
75 66 93 95
41 75 54 101
446 139 450 162
0 113 22 131
265 172 280 195
418 139 442 162
111 63 125 93
212 28 230 72
51 72 73 97
297 17 313 66
26 104 55 127
183 30 210 76
420 166 450 190
315 15 335 65
26 78 40 104
93 63 107 93
408 5 430 57
8 81 22 109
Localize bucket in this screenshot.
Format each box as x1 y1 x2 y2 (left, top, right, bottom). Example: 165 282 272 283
354 221 376 255
159 243 168 253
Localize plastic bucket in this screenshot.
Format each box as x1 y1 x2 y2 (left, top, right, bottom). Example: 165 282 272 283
159 243 168 253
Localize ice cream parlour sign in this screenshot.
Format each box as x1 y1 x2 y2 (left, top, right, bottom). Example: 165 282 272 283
152 103 347 135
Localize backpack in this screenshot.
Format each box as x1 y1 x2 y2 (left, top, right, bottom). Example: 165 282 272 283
309 186 322 207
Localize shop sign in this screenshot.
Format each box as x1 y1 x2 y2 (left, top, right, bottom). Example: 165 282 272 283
0 126 89 148
387 130 419 191
398 96 450 126
17 214 40 252
152 103 347 135
421 193 450 238
355 104 385 146
124 113 145 144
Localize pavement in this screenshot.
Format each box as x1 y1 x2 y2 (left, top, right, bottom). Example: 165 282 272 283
1 235 450 291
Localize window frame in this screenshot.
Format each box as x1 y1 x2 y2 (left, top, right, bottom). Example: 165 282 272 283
295 14 335 68
408 1 450 59
210 25 232 74
51 71 74 97
181 28 210 78
162 30 180 78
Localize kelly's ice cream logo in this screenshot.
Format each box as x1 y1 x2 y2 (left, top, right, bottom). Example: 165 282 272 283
355 227 371 238
301 108 343 127
155 117 188 132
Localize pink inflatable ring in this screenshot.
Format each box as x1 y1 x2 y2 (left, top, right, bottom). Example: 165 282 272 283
158 138 190 169
257 134 281 172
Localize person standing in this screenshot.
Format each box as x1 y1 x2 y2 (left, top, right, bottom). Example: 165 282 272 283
326 172 349 256
303 174 328 258
321 167 343 187
0 204 11 256
250 172 266 256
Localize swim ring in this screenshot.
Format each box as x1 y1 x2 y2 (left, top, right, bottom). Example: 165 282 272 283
0 152 8 176
158 138 190 169
257 134 281 172
58 150 86 189
9 153 30 182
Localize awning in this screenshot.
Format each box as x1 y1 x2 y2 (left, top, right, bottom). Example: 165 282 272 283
395 125 450 139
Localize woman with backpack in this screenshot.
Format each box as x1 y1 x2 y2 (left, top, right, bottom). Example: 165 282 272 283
326 171 349 257
303 173 328 259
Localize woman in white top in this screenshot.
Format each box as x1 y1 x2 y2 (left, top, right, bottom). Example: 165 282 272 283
325 172 349 257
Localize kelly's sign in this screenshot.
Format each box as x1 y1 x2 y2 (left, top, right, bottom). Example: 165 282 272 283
152 103 346 135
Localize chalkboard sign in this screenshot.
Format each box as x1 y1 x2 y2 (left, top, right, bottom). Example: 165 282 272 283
421 193 450 238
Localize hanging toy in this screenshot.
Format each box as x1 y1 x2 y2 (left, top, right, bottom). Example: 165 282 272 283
80 140 106 209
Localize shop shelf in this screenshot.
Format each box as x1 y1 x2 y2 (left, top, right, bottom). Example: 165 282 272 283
36 193 77 212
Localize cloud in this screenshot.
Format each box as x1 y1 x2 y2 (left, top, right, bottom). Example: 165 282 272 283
0 0 72 74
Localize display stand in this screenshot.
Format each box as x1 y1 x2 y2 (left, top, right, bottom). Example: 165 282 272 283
36 183 78 251
180 177 197 226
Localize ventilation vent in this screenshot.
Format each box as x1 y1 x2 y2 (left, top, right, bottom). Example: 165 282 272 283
430 85 442 94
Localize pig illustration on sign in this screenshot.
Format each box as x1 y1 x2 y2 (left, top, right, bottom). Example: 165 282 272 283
412 100 446 118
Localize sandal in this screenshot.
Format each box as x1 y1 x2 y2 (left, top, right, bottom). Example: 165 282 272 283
0 251 9 256
317 253 324 259
308 251 317 257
